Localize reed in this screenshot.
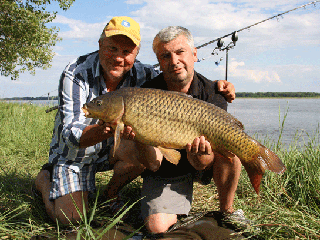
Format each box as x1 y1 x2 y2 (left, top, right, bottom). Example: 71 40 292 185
0 101 319 239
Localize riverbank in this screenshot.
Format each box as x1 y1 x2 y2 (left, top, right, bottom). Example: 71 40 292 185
0 101 319 239
1 92 320 101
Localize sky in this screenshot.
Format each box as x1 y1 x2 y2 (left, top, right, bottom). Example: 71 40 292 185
1 0 320 98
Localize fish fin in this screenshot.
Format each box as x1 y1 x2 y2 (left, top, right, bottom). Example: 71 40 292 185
113 122 124 157
111 96 125 157
158 147 181 165
242 162 264 195
242 142 286 194
231 118 244 130
257 143 286 174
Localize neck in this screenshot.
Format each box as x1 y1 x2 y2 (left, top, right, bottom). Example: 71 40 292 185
165 72 194 94
167 81 191 94
102 72 122 92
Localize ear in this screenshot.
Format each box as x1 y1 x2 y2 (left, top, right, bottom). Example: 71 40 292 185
193 48 198 62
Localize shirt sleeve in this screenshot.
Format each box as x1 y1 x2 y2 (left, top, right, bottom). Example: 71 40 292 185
57 62 93 148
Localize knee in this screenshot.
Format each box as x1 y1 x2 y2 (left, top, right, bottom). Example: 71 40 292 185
55 208 82 225
54 191 89 225
145 213 177 233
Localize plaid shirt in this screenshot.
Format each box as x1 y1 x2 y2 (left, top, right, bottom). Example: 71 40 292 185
49 50 159 168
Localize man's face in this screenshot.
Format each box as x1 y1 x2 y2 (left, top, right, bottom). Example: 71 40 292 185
156 35 197 87
99 35 139 82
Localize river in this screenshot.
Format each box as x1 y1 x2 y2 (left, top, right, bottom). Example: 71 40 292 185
228 98 320 147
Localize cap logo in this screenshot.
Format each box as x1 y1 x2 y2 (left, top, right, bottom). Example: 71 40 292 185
121 20 130 28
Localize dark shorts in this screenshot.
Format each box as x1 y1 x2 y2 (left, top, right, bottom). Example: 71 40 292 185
141 173 194 220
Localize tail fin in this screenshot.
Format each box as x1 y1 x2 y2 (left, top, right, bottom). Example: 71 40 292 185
242 162 264 195
258 144 286 174
242 143 286 195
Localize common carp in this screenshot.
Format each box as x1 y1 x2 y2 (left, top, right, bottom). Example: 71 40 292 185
82 87 286 194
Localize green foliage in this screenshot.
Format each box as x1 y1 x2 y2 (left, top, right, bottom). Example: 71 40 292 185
0 0 74 80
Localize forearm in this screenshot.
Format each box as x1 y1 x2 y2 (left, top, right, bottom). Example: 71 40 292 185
79 124 113 148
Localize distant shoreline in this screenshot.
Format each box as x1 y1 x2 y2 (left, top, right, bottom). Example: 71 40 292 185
1 92 320 100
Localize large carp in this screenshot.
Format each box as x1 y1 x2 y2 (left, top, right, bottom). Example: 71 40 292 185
82 87 286 194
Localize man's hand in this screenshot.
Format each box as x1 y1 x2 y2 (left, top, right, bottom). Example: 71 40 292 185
98 120 135 140
217 80 235 103
186 136 212 156
121 125 136 140
97 120 113 134
186 136 214 170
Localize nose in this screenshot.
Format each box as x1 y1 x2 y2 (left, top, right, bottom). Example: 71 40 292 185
170 54 179 66
114 54 124 63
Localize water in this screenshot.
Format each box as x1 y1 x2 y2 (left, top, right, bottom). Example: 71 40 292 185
8 98 320 147
228 98 320 147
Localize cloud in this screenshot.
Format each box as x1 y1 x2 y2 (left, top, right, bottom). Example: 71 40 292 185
53 15 107 41
129 0 320 50
212 58 282 83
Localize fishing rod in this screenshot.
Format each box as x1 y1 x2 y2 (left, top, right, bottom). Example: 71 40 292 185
193 0 320 80
196 0 320 50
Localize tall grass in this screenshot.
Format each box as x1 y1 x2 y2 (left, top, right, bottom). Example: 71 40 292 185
0 101 319 239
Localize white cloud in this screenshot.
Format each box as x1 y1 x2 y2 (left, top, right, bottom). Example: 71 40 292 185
129 0 320 51
212 58 281 83
53 15 107 41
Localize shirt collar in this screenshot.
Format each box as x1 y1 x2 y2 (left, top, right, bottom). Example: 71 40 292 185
187 71 200 97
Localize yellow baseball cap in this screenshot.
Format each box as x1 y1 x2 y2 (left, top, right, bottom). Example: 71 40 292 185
101 16 141 46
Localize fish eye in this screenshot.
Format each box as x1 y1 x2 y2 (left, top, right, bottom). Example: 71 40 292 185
96 100 102 106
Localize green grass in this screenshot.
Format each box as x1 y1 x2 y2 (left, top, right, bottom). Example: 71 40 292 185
0 101 319 239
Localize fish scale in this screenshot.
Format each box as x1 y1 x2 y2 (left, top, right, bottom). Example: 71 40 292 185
82 87 286 194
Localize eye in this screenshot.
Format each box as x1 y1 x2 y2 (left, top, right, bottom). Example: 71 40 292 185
161 53 171 59
96 100 102 106
109 46 117 52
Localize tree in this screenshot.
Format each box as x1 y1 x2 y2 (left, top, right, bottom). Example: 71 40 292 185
0 0 74 80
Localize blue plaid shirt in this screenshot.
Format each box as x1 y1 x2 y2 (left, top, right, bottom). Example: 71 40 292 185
49 50 159 168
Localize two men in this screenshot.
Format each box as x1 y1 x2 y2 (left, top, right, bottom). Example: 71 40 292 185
34 16 238 228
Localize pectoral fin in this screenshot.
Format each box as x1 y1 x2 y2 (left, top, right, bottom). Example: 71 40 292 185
158 147 181 165
113 122 124 157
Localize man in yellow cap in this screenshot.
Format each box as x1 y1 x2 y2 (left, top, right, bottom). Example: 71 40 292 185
34 16 236 225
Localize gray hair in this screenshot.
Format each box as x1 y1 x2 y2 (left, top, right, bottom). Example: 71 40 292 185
152 26 194 54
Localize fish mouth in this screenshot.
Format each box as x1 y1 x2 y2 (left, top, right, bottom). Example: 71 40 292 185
82 105 90 117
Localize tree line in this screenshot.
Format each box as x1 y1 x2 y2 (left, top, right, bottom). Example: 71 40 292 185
236 92 320 98
2 92 320 101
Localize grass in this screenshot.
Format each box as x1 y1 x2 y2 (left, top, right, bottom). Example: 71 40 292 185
0 101 319 239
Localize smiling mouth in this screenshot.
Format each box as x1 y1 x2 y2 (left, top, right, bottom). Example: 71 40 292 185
172 68 183 73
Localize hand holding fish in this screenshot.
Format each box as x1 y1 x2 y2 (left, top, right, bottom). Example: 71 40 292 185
121 125 135 140
186 136 214 170
98 120 135 140
217 80 235 103
97 120 113 134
